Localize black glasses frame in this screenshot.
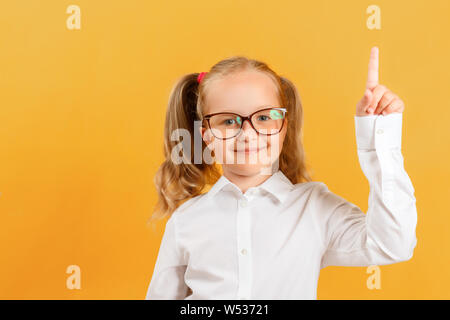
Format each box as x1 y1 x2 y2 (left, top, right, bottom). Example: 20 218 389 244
202 107 287 140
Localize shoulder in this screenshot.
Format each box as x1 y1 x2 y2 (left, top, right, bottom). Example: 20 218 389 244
289 181 333 208
171 192 209 218
304 181 359 215
291 181 327 194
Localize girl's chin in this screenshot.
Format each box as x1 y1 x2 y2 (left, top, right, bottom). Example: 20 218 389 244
223 163 273 173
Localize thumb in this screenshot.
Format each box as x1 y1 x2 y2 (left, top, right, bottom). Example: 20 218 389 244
356 89 373 113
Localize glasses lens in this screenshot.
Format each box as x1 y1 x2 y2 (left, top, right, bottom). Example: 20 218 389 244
251 108 285 134
208 114 242 138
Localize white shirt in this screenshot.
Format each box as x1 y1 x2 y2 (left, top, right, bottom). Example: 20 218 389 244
145 113 417 300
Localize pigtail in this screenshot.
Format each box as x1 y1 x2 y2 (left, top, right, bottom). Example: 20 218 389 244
278 76 313 184
148 74 220 226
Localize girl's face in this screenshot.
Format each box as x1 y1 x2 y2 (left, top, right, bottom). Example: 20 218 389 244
200 70 287 176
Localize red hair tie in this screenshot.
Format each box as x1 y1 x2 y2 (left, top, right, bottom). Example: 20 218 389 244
197 72 207 83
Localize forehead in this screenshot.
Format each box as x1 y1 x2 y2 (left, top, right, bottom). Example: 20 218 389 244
204 70 280 115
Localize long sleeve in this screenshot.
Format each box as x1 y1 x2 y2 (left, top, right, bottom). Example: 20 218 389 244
318 112 418 269
145 213 189 299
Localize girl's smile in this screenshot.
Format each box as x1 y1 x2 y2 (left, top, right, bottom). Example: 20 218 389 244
234 145 267 154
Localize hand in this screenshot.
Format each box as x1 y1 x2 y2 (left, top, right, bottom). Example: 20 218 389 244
355 46 405 117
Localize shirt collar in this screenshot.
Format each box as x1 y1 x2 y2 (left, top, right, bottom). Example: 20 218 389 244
207 169 294 204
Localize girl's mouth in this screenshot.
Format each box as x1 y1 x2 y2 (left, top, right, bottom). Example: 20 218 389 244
234 146 267 154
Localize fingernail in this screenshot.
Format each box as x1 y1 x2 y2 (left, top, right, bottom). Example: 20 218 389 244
382 111 386 115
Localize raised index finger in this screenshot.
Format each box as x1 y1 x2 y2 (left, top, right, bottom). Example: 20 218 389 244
366 46 379 90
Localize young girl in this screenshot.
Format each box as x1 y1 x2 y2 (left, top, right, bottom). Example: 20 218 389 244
145 47 417 300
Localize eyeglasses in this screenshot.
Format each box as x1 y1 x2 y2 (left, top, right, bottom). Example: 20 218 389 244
202 107 287 140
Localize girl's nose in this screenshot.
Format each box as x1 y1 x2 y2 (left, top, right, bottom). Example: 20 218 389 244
241 119 254 132
236 119 258 140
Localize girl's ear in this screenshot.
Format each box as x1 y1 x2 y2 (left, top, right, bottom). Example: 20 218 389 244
199 126 206 142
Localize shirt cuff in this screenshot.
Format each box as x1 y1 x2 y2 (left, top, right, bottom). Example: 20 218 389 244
354 113 403 150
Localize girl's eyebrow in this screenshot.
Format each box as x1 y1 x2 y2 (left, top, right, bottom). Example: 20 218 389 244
218 104 277 114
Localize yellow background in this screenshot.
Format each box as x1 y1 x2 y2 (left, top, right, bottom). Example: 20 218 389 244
0 0 449 299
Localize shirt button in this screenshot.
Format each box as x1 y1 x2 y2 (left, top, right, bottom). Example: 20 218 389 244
376 128 384 134
241 248 248 255
240 199 248 207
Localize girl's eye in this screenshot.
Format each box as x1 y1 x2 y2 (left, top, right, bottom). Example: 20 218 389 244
257 115 270 121
222 116 241 126
223 119 236 125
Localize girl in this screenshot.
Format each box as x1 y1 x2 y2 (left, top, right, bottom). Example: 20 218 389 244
145 47 417 300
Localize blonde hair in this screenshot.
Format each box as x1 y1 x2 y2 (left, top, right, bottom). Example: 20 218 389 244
147 55 313 226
